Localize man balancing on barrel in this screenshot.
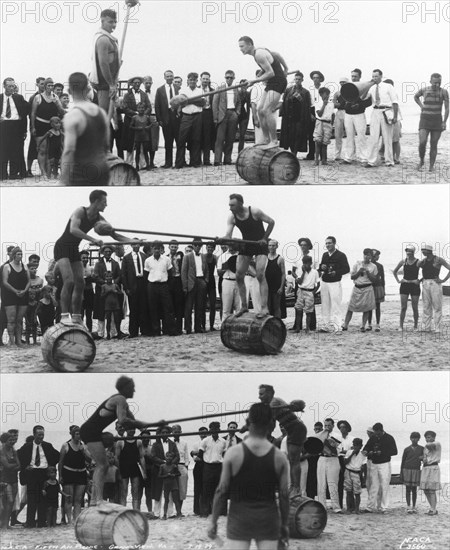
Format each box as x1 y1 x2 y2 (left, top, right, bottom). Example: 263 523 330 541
53 189 128 326
223 193 274 318
208 403 290 550
259 384 307 496
61 72 110 186
80 376 162 509
238 36 288 149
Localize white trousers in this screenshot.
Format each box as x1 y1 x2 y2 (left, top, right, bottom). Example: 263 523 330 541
300 459 309 497
320 281 343 329
367 109 394 166
343 113 367 162
317 457 341 510
334 110 345 159
222 279 240 320
245 275 262 314
153 496 173 517
422 279 443 332
367 462 391 511
178 464 189 501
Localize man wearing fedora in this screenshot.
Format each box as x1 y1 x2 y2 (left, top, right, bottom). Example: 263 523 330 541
306 71 325 160
418 244 450 334
122 77 151 164
93 244 122 339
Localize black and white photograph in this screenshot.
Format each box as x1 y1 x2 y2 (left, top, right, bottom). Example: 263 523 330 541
1 1 449 549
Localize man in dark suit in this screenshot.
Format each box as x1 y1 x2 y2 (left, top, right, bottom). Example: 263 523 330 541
0 77 29 180
212 70 241 165
122 77 151 163
121 241 150 337
93 245 122 339
200 72 215 165
181 239 209 334
224 421 242 449
167 240 184 335
17 425 60 528
150 425 180 518
155 70 179 168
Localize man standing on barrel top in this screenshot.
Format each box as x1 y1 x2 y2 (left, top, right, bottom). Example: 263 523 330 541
208 403 290 550
53 189 128 326
61 72 110 186
258 385 307 496
238 36 288 149
89 9 120 113
223 194 274 318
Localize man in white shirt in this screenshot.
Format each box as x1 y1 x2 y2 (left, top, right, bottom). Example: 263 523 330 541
144 241 176 336
316 418 342 513
175 72 205 169
366 69 399 167
337 420 353 509
199 422 226 517
172 424 190 514
217 243 240 320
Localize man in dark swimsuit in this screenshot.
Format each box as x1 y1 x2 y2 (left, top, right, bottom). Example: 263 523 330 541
54 189 127 326
61 72 110 186
80 376 161 508
238 36 288 149
208 403 290 550
259 384 307 495
224 193 274 317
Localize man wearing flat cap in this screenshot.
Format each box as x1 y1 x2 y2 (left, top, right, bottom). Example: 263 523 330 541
418 244 450 334
306 71 325 160
93 244 121 339
122 77 151 163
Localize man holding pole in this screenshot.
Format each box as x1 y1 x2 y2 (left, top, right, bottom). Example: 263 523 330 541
238 36 288 149
89 9 120 113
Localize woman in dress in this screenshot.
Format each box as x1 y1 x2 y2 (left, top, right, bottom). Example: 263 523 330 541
393 245 421 331
1 247 30 346
342 249 378 332
420 430 441 516
59 426 91 523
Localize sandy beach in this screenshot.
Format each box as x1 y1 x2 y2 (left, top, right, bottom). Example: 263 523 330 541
1 133 448 187
1 484 449 550
1 299 448 374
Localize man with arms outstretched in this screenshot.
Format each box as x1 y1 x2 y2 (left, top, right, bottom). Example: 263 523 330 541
224 194 274 318
238 36 288 149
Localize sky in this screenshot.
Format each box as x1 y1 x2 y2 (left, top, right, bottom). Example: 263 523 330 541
1 185 449 278
1 0 449 132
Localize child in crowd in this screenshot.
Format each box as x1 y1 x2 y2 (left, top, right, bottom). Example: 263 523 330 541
344 438 366 514
293 255 320 334
103 451 120 503
420 431 441 516
36 285 56 335
314 87 335 166
39 116 64 179
101 272 122 340
25 263 43 344
41 466 69 527
130 102 151 171
159 452 182 520
400 431 424 514
368 249 385 332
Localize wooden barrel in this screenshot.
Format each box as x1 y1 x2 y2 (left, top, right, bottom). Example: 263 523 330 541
288 495 327 539
220 312 286 354
41 323 96 372
236 146 300 185
107 154 141 186
75 503 149 548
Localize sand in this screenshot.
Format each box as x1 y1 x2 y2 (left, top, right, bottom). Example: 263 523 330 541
2 133 449 187
1 485 449 550
1 299 448 373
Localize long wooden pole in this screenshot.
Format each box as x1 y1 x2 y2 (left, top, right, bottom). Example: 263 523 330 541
112 228 260 245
